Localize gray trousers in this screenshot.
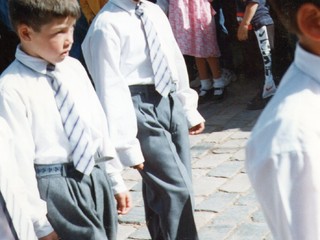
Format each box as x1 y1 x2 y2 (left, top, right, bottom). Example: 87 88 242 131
130 85 199 240
36 165 117 240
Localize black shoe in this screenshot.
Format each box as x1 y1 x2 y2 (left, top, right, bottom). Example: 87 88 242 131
198 88 214 104
210 87 227 103
246 94 272 110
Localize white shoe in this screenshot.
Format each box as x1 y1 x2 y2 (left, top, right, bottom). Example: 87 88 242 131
222 68 236 86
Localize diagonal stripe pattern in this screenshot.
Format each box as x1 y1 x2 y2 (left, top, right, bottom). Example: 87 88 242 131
47 64 95 175
135 2 172 97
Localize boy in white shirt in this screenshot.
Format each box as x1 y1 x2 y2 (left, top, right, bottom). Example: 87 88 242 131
82 0 205 239
0 0 141 239
246 1 320 239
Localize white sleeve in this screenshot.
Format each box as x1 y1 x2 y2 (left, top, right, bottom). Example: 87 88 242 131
82 24 145 168
0 89 53 238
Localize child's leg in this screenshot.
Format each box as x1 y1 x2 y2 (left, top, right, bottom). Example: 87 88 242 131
254 25 277 98
206 56 229 100
130 86 198 240
36 165 117 240
195 57 212 96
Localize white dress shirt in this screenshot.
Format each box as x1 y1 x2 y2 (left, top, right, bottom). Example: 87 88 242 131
246 44 320 240
0 118 37 240
82 0 204 167
0 47 126 238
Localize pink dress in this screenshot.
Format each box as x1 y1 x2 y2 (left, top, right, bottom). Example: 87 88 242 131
168 0 221 58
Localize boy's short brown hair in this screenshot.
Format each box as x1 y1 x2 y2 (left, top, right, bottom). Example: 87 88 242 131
269 0 320 34
9 0 81 32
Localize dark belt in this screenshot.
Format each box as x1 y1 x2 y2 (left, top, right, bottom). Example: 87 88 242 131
129 84 176 96
34 162 83 179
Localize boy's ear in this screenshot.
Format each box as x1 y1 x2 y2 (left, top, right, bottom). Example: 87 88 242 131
17 24 33 42
297 3 320 41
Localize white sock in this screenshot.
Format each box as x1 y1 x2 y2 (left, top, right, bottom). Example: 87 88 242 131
199 79 212 96
200 79 212 90
213 78 224 95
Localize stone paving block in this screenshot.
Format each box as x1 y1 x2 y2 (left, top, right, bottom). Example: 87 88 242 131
130 181 142 192
205 131 234 144
196 191 238 213
213 139 247 155
125 180 141 191
194 211 216 229
127 225 151 240
192 168 211 180
191 142 214 158
236 190 259 208
251 210 267 224
193 176 227 197
198 224 236 240
189 133 211 147
128 191 144 207
212 205 258 226
118 206 146 225
207 160 243 178
230 131 251 140
194 195 207 206
227 222 270 240
192 153 231 169
232 148 246 161
122 168 142 181
219 173 251 193
117 224 137 240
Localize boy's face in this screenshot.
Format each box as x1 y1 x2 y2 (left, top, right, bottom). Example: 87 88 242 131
21 16 76 64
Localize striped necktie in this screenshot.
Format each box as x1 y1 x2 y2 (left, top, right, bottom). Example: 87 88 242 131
135 2 172 97
46 64 95 175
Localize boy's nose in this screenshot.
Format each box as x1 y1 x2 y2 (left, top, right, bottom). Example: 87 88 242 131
66 30 74 45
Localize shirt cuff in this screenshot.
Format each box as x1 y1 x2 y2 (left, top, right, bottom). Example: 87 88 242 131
33 216 54 238
117 143 145 167
108 172 128 194
185 109 205 128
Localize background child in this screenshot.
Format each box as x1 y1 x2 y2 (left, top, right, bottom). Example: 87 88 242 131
82 0 205 239
0 0 137 239
246 1 320 239
236 0 277 110
169 0 233 104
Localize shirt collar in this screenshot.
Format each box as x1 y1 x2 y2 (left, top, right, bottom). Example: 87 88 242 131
295 44 320 85
15 45 50 75
109 0 145 13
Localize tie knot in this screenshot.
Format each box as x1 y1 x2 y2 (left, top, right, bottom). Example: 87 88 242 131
47 63 55 72
135 2 144 17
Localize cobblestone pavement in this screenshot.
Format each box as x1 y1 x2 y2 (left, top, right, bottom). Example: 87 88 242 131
117 77 273 240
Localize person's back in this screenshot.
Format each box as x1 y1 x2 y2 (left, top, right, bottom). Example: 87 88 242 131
0 0 132 239
246 1 320 239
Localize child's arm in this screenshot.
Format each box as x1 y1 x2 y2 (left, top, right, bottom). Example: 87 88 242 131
159 9 205 129
237 2 258 41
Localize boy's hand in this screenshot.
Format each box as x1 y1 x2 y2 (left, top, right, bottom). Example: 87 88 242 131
132 163 144 171
114 191 132 215
189 122 205 135
39 231 60 240
237 23 249 41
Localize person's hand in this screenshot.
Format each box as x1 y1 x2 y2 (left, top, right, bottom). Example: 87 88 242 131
237 23 249 41
132 163 144 171
189 122 205 135
114 191 132 215
39 231 60 240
